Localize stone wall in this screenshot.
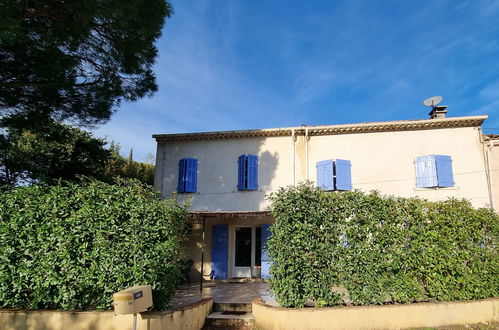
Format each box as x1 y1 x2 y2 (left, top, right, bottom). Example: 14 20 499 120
252 297 499 330
0 298 213 330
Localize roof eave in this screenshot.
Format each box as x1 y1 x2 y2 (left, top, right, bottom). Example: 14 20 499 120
153 115 488 142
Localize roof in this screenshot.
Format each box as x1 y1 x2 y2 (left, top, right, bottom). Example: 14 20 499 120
485 134 499 146
153 115 488 142
485 134 499 140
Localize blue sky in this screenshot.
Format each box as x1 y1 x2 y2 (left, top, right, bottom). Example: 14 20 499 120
94 0 499 161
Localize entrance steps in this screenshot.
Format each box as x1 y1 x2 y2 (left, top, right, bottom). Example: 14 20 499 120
214 303 252 313
203 302 254 330
210 278 265 284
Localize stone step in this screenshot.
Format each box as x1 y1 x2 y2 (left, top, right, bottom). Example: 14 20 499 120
210 278 265 284
213 302 252 313
203 311 254 330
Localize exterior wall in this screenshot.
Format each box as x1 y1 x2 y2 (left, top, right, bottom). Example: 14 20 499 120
252 297 499 330
155 126 492 211
0 298 213 330
186 216 273 282
307 127 490 207
488 139 499 211
155 137 292 211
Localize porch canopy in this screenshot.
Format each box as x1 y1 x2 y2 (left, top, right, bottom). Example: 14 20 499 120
188 210 271 220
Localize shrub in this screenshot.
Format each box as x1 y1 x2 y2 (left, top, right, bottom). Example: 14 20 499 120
267 182 499 307
0 178 187 310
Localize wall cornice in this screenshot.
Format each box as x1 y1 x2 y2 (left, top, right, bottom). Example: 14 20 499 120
153 116 488 142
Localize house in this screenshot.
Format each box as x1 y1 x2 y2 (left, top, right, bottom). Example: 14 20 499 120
153 111 494 282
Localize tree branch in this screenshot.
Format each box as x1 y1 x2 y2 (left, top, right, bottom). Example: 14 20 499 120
2 80 102 88
16 8 59 21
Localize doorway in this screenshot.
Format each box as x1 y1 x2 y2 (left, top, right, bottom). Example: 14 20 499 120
232 226 261 278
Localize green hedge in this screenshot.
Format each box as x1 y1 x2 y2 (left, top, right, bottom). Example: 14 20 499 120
0 178 187 310
267 182 499 308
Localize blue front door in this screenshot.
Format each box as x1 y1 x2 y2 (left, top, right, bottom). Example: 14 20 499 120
211 225 228 279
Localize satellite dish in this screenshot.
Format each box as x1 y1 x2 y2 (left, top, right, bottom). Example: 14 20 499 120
423 96 443 108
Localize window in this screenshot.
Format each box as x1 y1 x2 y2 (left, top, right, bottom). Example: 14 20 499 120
238 154 258 191
177 158 198 193
415 155 454 188
316 159 352 191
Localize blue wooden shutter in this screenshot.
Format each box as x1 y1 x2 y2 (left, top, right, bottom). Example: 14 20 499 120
415 155 438 188
261 224 272 279
184 158 198 193
335 159 352 191
237 155 245 191
177 159 186 193
247 155 258 190
435 155 454 187
316 160 334 190
211 225 228 279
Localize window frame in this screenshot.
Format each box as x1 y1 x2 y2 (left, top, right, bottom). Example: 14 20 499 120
177 158 198 193
316 159 352 191
238 154 258 191
415 154 455 188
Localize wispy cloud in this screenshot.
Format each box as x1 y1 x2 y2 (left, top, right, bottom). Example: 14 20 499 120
93 1 294 159
92 0 499 159
479 81 499 100
480 0 499 15
463 81 499 132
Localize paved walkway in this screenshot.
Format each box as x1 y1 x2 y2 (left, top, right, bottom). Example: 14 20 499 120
171 281 278 309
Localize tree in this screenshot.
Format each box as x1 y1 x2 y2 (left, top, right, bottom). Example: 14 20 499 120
0 123 155 188
0 0 172 130
1 121 110 186
128 149 134 163
144 152 155 165
103 144 155 186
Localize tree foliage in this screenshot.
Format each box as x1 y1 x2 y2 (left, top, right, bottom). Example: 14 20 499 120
0 122 155 188
103 143 155 186
0 1 165 188
0 0 172 129
1 121 109 186
0 178 187 310
267 182 499 308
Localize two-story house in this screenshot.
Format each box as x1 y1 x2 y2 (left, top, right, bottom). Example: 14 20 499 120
153 112 494 282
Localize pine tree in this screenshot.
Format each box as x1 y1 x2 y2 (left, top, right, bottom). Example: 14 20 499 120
0 0 173 130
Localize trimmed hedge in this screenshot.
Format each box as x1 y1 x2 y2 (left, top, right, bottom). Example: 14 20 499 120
0 178 187 310
267 182 499 308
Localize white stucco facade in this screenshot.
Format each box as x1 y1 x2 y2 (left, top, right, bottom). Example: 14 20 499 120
153 115 495 281
154 115 494 211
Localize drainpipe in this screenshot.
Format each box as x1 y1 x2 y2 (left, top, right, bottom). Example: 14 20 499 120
157 146 165 194
479 128 495 211
305 128 310 180
292 128 296 185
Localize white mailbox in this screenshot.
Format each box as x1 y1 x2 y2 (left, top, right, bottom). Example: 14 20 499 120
113 285 153 315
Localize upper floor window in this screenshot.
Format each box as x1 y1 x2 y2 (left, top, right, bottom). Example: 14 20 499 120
316 159 352 191
178 158 198 193
415 155 454 188
238 154 258 191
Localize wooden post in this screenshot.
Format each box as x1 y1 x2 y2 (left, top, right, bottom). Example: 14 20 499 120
199 216 206 294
